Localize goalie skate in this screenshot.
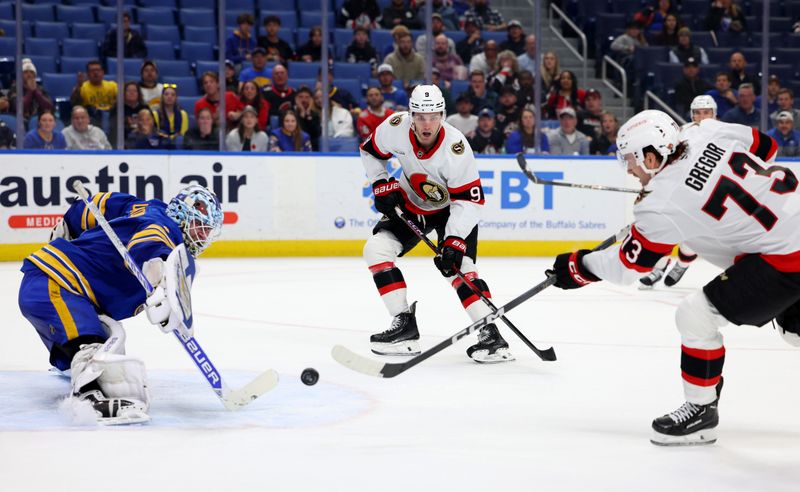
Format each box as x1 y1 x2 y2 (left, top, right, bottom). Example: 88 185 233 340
370 302 421 356
75 388 150 425
466 324 514 363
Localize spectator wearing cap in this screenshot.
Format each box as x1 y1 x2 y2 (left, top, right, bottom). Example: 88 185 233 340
446 94 479 136
382 0 422 30
705 71 737 116
195 71 241 128
226 13 256 65
610 21 647 71
668 27 709 65
258 15 295 64
263 64 296 118
292 86 321 150
226 105 269 151
465 70 497 114
183 107 219 151
577 89 604 140
505 107 549 154
494 86 520 135
500 20 526 56
721 83 760 128
705 0 747 33
346 27 379 75
430 0 459 30
465 0 507 32
63 105 111 150
101 11 147 59
432 34 466 81
376 64 409 111
469 40 499 78
468 108 505 153
544 70 585 120
154 84 189 147
769 88 800 129
767 111 800 157
23 110 66 150
339 0 382 30
269 109 312 152
728 51 759 94
516 35 537 75
239 48 273 89
297 26 333 63
547 107 589 155
456 16 486 67
674 57 713 117
138 60 163 109
233 80 271 131
357 87 394 142
70 60 118 124
384 32 425 87
416 13 455 54
590 111 619 155
7 58 53 124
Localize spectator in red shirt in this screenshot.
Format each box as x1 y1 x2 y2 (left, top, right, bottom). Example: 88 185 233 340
357 87 394 141
232 80 271 131
195 71 240 129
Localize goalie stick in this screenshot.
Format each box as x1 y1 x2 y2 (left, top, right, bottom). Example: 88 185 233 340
332 224 632 378
72 182 277 410
393 206 556 362
515 153 644 195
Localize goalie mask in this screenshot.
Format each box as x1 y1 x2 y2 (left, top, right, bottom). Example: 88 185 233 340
616 110 680 177
166 185 223 257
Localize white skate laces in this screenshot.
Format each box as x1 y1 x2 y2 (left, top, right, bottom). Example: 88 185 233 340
668 402 701 423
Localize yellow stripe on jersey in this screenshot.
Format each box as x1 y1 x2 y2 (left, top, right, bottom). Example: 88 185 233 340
27 253 83 297
81 192 110 231
48 278 79 340
128 225 176 250
42 246 99 306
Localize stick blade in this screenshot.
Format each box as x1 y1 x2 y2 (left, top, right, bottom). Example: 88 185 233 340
222 369 279 410
331 345 390 378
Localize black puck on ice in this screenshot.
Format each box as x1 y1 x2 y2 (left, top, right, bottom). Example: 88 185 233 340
301 368 319 386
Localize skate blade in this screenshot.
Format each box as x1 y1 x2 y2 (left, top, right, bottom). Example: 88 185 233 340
371 340 421 356
469 348 515 364
638 282 657 290
650 427 717 446
98 412 151 426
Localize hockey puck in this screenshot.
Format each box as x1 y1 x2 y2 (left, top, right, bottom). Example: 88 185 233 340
301 368 319 386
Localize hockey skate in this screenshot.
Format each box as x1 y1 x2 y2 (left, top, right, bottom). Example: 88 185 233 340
664 263 689 287
371 302 421 356
466 323 514 363
650 378 723 446
74 384 150 425
638 260 670 289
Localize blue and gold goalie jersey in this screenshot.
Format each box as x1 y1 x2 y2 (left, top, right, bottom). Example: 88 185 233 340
21 192 184 320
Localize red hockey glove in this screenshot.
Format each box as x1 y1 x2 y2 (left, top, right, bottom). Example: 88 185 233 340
550 250 600 289
434 236 467 277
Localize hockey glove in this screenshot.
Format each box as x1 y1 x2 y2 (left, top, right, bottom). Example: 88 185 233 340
142 258 180 334
434 236 467 277
550 250 600 289
372 178 404 218
49 219 72 242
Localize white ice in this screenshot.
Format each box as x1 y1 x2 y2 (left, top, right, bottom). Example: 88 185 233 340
1 257 799 491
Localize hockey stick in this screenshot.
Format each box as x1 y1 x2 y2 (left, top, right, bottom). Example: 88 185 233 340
332 224 632 378
515 153 643 194
72 182 278 410
393 206 556 362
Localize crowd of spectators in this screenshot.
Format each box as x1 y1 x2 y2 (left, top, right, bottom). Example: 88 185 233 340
1 0 798 157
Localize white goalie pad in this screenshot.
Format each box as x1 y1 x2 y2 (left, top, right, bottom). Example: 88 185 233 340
164 244 196 338
70 316 151 409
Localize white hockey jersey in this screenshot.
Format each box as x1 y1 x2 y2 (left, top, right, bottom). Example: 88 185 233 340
360 112 484 239
585 118 800 285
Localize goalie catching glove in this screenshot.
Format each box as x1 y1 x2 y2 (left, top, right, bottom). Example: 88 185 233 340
434 236 467 277
550 250 600 289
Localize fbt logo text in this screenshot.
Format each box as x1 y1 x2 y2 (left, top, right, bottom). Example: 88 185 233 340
479 170 563 210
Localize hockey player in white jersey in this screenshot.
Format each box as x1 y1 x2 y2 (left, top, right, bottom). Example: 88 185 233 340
638 95 717 289
549 109 797 446
360 84 513 363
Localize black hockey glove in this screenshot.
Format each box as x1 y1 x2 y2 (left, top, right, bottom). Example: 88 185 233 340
434 236 467 277
550 250 600 289
372 178 404 218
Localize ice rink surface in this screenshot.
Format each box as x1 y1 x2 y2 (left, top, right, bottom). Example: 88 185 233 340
1 256 799 491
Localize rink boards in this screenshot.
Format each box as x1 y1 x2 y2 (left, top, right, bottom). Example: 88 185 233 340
0 151 631 260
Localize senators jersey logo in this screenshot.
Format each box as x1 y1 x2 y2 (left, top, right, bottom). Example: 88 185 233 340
408 173 449 206
389 115 403 126
451 140 465 155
